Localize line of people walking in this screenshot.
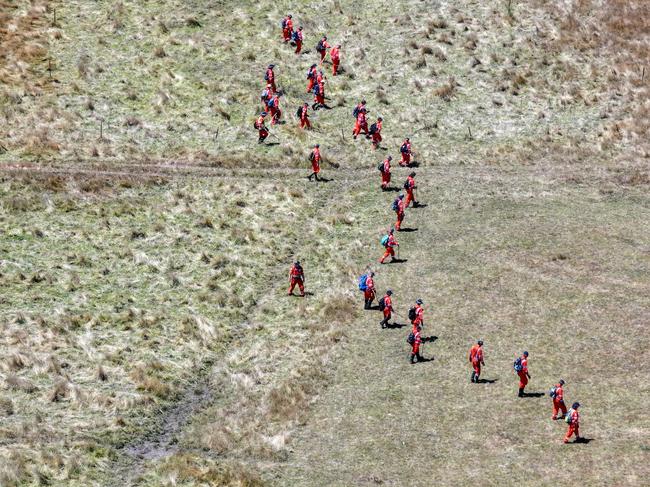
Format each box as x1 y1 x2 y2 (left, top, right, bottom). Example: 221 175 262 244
271 13 584 445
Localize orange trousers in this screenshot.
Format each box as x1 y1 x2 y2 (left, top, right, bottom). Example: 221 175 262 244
395 212 404 230
400 153 410 166
518 371 528 389
300 118 311 129
332 59 339 75
552 400 567 419
564 424 579 442
405 188 415 207
381 172 391 189
353 121 368 137
472 361 481 377
288 278 304 296
379 247 395 263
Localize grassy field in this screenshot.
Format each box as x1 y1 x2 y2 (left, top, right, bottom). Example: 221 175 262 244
1 0 648 486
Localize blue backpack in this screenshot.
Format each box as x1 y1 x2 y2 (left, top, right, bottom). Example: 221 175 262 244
401 143 408 153
281 19 287 29
358 274 368 291
391 199 399 211
380 235 389 247
292 31 300 41
513 357 523 372
352 106 360 118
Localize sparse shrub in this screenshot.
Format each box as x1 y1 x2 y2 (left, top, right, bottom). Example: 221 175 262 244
6 374 37 393
434 77 457 100
433 47 447 61
154 46 167 58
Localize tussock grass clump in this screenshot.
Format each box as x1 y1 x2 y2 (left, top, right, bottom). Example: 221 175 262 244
434 77 457 100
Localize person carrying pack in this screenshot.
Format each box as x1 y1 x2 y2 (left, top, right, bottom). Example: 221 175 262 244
380 155 392 190
292 26 304 54
563 402 582 443
264 64 276 92
379 290 394 328
308 144 322 181
362 272 375 309
352 100 366 119
371 117 383 149
306 64 317 93
315 35 331 63
399 138 412 166
312 80 325 109
409 324 423 364
260 83 273 111
393 194 405 231
281 14 293 43
409 298 424 332
254 112 269 144
288 260 305 296
352 106 369 139
379 229 399 264
550 379 567 420
404 171 419 208
515 351 530 397
297 102 310 129
468 340 485 383
267 93 282 125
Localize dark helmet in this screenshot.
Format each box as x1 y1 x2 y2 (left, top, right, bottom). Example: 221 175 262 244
294 260 300 265
314 144 319 148
389 228 394 234
572 402 580 409
299 26 303 30
409 171 416 177
378 117 383 121
386 289 393 295
303 102 308 106
323 35 327 40
559 379 565 385
369 271 375 277
261 111 267 116
398 194 404 199
416 298 423 305
405 137 410 142
268 64 275 69
523 351 529 357
288 14 292 18
478 340 483 346
361 99 366 104
311 63 317 68
387 155 392 161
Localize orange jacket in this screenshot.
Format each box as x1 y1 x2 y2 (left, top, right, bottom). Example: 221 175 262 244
331 46 340 61
469 344 484 363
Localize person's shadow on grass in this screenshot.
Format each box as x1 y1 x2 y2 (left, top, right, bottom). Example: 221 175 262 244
522 391 545 398
388 258 407 264
398 227 418 232
477 378 498 384
385 322 406 329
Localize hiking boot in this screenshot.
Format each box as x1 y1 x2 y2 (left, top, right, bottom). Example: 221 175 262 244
518 388 525 397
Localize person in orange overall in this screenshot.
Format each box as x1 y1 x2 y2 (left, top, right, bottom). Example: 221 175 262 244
298 102 311 129
316 36 331 64
379 289 393 328
363 272 376 309
400 138 412 166
288 260 305 296
410 324 423 363
469 340 485 383
264 64 276 92
410 298 424 332
371 117 383 149
563 402 582 443
403 172 418 208
517 351 530 397
306 64 317 93
379 229 399 264
255 112 269 143
330 44 341 75
353 108 369 139
394 194 405 230
267 93 282 125
292 26 303 54
551 379 568 420
380 155 392 190
312 80 325 109
281 15 293 43
308 144 321 181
